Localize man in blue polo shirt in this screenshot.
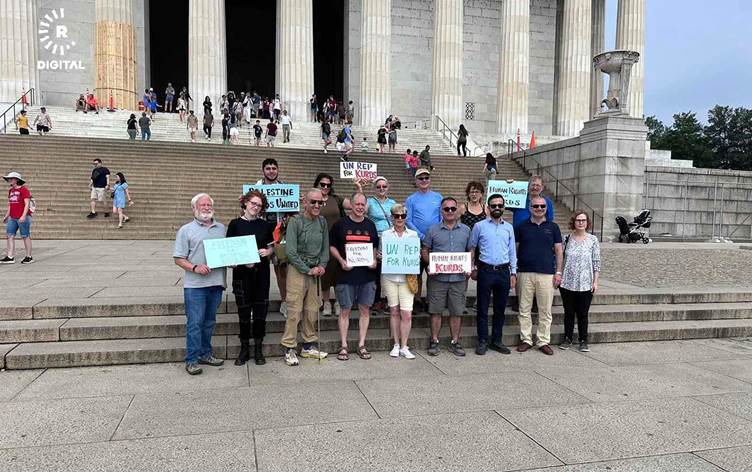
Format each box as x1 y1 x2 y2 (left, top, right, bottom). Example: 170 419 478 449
514 196 563 355
469 194 517 355
511 175 555 227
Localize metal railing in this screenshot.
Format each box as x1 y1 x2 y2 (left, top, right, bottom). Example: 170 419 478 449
1 88 36 134
432 115 488 156
510 148 606 240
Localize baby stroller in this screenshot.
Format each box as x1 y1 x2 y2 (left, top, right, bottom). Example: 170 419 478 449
616 209 652 244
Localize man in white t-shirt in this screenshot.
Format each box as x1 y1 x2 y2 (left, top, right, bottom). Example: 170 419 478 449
280 110 293 143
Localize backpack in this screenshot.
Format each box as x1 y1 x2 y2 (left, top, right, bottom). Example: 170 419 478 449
274 214 327 265
323 122 331 134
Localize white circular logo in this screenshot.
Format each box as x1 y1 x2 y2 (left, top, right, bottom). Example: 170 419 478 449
38 8 76 56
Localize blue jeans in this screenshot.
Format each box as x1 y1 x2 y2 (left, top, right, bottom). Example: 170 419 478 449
141 129 151 141
476 265 510 344
184 286 224 364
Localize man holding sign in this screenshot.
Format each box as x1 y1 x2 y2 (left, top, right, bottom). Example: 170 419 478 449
173 193 226 375
329 192 379 361
421 196 472 357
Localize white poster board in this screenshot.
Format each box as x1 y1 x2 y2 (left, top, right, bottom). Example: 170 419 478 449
429 252 472 274
486 180 529 209
340 161 378 180
345 243 374 267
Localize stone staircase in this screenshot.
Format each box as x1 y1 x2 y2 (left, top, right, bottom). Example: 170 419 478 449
0 134 571 240
3 289 752 369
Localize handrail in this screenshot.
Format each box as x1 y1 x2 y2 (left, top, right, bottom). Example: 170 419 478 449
433 115 460 147
1 88 36 134
511 149 606 240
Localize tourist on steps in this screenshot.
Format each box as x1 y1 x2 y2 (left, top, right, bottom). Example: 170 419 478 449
126 113 138 140
457 124 469 157
559 211 601 353
15 110 30 135
187 110 199 143
203 110 213 141
111 172 133 229
265 118 278 147
419 145 433 171
321 119 332 153
164 82 175 113
2 172 33 264
483 152 497 181
280 110 293 143
173 193 227 375
87 158 110 219
227 190 275 366
33 107 52 135
138 112 152 141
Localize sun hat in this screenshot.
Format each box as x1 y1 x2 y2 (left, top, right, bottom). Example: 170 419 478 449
3 172 25 185
415 168 431 178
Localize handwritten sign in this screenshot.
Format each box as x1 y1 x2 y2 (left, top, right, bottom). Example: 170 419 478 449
242 184 300 212
487 180 529 209
381 234 421 274
429 252 471 274
340 161 378 180
346 243 374 267
203 236 260 269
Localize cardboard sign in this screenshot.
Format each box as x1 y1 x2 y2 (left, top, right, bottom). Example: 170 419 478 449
203 236 260 269
381 234 421 275
242 184 300 212
345 243 374 267
340 161 378 180
487 180 529 209
429 252 472 274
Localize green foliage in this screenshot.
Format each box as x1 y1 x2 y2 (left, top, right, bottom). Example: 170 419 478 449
646 106 752 170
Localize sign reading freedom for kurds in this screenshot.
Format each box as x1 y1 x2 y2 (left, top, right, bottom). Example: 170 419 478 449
487 180 529 209
340 161 378 180
242 184 300 212
203 236 260 269
429 252 472 274
381 234 421 274
346 243 374 267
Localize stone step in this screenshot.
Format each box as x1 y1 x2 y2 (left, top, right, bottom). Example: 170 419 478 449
6 318 752 369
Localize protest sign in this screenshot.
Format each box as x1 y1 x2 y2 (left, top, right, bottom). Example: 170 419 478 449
203 236 260 269
340 161 378 180
242 184 300 212
429 252 472 274
486 180 528 209
345 243 374 267
381 234 421 274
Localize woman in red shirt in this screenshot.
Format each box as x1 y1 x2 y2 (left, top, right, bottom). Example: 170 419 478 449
2 172 33 264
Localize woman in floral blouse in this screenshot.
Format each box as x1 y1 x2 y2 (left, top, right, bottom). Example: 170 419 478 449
559 210 600 352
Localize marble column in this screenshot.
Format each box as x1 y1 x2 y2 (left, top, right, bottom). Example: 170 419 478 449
188 0 227 110
554 0 592 136
359 0 391 127
616 0 645 118
0 0 38 103
431 0 463 130
95 0 137 109
590 0 605 118
496 0 529 135
276 0 314 121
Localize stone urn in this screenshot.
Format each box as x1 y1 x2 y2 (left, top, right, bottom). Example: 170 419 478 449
593 50 640 116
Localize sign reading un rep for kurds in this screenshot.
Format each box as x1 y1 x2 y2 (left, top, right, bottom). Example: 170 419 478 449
340 161 378 180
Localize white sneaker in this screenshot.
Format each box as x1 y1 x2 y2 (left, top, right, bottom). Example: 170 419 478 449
323 148 328 154
389 344 400 357
280 301 288 319
322 302 332 317
399 347 416 359
300 346 328 359
285 349 299 366
333 302 341 316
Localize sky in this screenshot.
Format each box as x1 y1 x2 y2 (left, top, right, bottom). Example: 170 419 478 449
604 0 752 125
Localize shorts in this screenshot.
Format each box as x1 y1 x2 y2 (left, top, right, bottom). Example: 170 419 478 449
6 216 32 238
36 125 50 133
165 95 174 103
427 279 466 315
19 128 29 135
266 135 276 144
335 281 376 309
381 277 414 309
90 187 106 201
230 127 239 136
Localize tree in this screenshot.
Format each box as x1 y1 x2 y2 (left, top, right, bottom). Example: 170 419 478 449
645 115 667 148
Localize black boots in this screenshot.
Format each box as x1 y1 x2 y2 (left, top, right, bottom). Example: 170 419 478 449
254 339 266 365
235 341 251 366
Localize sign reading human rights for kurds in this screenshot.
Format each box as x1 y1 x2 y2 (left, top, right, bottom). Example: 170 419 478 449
203 236 260 269
242 184 300 212
486 180 529 209
381 234 421 274
345 243 374 267
340 161 378 180
429 252 472 274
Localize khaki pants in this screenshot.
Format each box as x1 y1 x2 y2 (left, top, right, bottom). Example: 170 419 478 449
281 268 320 348
517 272 554 346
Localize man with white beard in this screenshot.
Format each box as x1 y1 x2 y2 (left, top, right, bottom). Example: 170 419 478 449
173 193 227 375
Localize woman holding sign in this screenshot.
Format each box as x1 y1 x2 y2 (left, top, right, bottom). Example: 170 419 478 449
380 204 418 359
226 190 276 366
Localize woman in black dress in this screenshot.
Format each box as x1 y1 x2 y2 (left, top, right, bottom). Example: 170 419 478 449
460 181 489 230
226 190 275 366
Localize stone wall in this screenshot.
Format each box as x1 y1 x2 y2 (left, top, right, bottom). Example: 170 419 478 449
644 166 752 240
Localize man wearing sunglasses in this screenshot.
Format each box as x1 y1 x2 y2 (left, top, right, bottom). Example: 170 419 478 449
469 194 517 355
514 196 563 356
422 196 472 357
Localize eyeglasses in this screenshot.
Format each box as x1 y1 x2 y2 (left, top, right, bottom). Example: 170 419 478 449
392 214 407 219
417 177 430 181
319 182 331 188
531 204 547 209
489 204 504 209
309 200 324 206
376 185 388 189
442 206 458 213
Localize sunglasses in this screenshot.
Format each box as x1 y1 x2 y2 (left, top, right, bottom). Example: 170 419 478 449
376 185 388 189
489 204 504 209
531 204 547 209
392 214 407 219
442 206 458 213
417 177 430 181
319 182 331 188
309 200 324 206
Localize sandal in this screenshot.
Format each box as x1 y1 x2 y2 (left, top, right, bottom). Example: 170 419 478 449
357 346 372 360
337 347 349 361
